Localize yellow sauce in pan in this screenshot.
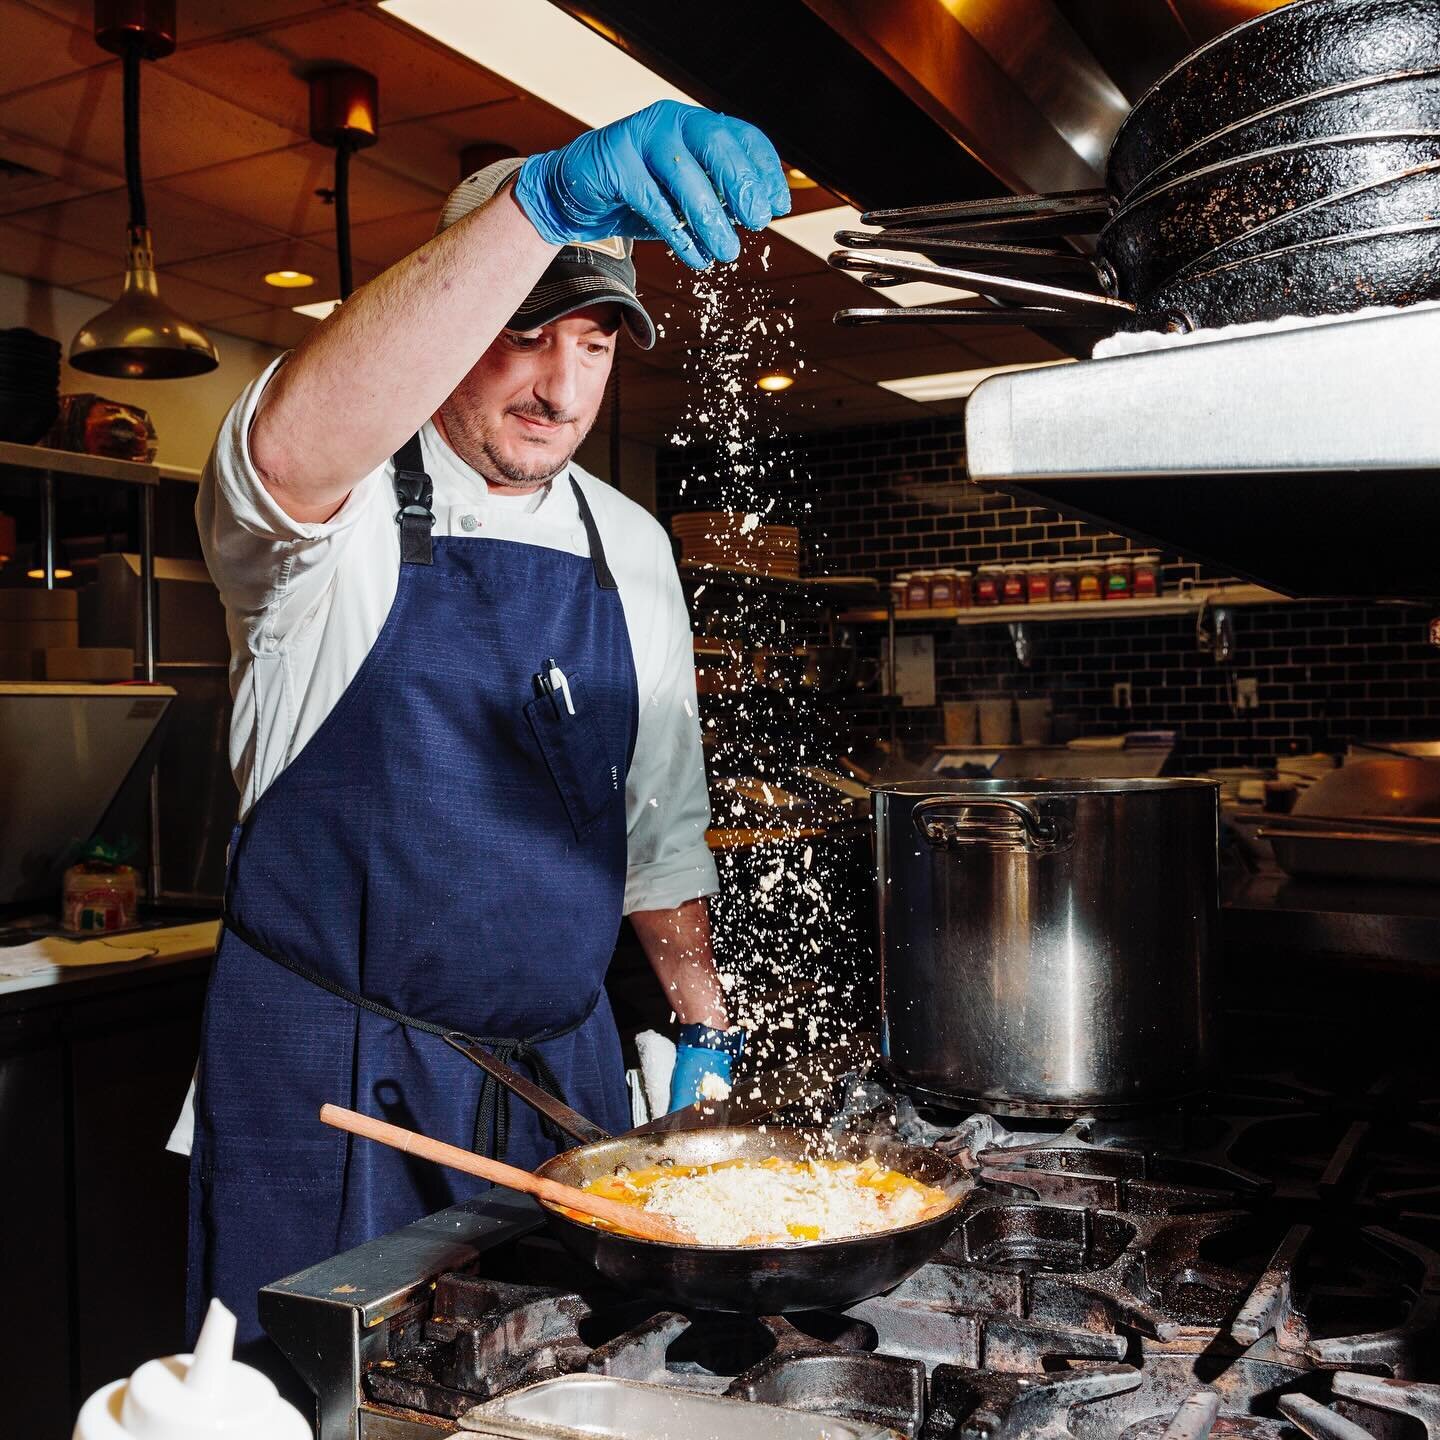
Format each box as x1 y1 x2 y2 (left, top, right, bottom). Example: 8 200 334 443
572 1154 954 1245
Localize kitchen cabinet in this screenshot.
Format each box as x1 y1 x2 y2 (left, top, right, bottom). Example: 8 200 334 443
1 946 211 1437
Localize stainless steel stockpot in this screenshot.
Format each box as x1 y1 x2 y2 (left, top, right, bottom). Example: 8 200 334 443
874 778 1220 1115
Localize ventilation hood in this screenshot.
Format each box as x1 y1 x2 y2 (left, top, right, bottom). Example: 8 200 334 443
964 305 1440 601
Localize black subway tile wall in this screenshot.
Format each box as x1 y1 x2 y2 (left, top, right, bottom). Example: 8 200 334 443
657 413 1440 773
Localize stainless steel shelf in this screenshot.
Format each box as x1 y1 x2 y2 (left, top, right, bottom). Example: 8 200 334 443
964 305 1440 599
839 583 1286 625
0 440 159 487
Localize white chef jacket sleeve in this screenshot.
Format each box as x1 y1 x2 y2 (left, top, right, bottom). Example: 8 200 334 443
622 534 719 914
195 354 383 653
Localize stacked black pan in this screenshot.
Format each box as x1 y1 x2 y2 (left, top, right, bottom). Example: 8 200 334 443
830 0 1440 335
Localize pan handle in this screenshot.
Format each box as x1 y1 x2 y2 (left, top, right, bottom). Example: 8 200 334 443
860 188 1114 234
828 249 1137 321
834 305 1115 329
912 795 1072 854
443 1034 612 1146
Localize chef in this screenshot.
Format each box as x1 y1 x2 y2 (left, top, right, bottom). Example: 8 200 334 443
184 101 791 1351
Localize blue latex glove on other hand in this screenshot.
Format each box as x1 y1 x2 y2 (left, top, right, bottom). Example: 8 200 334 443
668 1022 745 1112
513 100 791 269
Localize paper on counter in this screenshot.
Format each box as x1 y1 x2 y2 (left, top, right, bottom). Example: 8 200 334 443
0 936 156 978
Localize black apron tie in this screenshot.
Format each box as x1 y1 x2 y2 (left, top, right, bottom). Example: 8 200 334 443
221 909 596 1162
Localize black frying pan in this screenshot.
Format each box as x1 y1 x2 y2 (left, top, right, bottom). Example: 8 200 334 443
1100 132 1440 298
1147 221 1440 329
1109 0 1440 197
1127 69 1440 202
444 1035 971 1313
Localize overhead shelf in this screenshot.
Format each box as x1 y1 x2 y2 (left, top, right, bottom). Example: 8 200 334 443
0 439 158 487
837 583 1287 625
963 305 1440 600
679 563 879 597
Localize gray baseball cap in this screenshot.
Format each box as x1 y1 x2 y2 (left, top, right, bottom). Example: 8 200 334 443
437 157 657 350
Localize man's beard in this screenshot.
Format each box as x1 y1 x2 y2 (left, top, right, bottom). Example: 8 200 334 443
440 396 596 489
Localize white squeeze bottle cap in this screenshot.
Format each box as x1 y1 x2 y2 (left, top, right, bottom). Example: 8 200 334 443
73 1298 311 1439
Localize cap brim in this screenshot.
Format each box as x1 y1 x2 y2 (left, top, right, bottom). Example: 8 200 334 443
510 269 656 350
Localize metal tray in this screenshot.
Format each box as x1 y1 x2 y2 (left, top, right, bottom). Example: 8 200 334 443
1259 827 1440 885
459 1375 907 1440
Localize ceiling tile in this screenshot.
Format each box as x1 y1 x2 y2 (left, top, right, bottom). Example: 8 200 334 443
344 205 436 265
0 1 99 92
165 236 375 309
0 217 114 285
164 143 441 238
817 341 1001 385
167 9 514 136
376 97 581 195
213 305 318 349
69 266 262 322
19 0 347 47
0 64 303 181
8 182 284 261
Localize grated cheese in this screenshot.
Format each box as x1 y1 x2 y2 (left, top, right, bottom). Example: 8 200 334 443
583 1157 949 1246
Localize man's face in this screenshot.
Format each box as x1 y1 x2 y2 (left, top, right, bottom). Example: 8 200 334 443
438 304 621 491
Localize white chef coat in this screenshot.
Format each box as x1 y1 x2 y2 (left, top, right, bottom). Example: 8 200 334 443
169 359 718 1158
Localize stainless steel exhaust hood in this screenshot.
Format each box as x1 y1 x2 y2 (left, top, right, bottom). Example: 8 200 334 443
964 305 1440 600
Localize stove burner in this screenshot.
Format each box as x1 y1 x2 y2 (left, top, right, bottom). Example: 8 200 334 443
265 1066 1440 1440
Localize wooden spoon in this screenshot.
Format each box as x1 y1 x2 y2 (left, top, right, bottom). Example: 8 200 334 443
319 1103 695 1245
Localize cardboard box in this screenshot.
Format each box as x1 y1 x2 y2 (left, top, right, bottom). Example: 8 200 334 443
0 588 79 621
0 618 79 649
81 554 228 664
41 647 135 681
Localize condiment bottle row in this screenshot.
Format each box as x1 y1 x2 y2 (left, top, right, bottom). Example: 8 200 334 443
890 553 1161 611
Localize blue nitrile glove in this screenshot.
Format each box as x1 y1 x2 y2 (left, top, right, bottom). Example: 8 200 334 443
513 100 791 270
668 1023 745 1112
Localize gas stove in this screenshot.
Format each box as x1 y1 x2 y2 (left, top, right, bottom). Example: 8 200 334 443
260 1066 1440 1440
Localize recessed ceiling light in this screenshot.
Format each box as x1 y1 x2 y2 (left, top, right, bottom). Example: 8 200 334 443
757 371 794 392
292 298 342 320
878 359 1075 403
382 0 955 310
265 269 316 289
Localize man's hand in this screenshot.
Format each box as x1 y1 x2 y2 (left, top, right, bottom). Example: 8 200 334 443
669 1022 744 1111
514 101 790 269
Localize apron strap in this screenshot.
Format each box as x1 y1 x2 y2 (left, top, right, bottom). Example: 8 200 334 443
570 475 618 591
392 432 436 566
221 910 596 1159
390 434 614 592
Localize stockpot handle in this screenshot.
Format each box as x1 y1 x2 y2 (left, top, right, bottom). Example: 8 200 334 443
912 795 1070 853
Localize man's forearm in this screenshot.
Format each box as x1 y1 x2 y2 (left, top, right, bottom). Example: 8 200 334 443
630 898 729 1029
250 188 556 522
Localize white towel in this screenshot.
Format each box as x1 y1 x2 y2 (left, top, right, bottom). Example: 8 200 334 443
635 1030 677 1123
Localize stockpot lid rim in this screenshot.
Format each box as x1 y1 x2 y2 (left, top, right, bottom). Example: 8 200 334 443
872 777 1222 797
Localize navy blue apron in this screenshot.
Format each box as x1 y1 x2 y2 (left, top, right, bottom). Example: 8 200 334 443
187 434 637 1348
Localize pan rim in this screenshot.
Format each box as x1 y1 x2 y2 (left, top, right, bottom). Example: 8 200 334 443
1178 215 1440 283
534 1123 972 1253
1105 129 1440 231
1164 159 1440 284
537 1190 968 1253
1121 66 1440 204
1111 0 1396 158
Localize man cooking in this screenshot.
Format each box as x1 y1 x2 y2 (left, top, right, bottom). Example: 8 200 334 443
186 101 791 1349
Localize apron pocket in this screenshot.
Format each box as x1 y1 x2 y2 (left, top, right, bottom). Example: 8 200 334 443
524 678 621 840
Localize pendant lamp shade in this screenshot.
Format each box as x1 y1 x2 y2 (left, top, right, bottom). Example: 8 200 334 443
70 225 218 378
69 0 218 380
